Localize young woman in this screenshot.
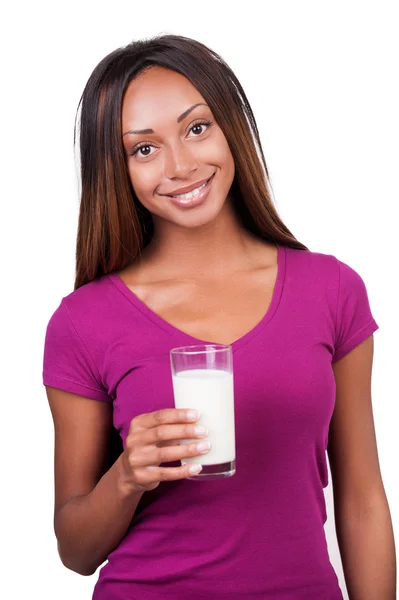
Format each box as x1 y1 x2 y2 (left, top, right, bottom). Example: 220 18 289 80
43 34 396 599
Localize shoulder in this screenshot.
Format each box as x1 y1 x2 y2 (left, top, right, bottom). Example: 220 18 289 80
62 274 114 314
46 274 114 333
282 245 373 314
64 273 112 305
283 244 365 283
283 244 339 282
43 275 114 402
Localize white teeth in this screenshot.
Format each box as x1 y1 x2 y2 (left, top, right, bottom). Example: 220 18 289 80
172 180 208 199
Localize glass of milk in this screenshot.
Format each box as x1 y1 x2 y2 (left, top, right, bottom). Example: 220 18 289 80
170 344 236 480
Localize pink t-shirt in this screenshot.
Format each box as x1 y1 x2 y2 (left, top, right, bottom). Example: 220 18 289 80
43 245 379 599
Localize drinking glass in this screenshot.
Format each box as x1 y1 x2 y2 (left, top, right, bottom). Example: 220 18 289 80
170 344 236 480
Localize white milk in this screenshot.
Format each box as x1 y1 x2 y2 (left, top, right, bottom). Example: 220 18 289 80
172 368 235 466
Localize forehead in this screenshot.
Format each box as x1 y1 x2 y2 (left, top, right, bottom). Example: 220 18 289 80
122 67 206 128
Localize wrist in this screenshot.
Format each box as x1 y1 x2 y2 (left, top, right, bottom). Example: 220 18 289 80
115 452 144 499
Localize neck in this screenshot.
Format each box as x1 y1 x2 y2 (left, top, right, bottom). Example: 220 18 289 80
137 201 267 280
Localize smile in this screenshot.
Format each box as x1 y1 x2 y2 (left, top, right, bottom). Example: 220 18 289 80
167 173 215 209
171 179 209 200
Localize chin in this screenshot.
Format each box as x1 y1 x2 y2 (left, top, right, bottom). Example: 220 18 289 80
170 199 230 230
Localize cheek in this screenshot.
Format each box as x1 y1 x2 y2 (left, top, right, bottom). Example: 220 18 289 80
128 164 157 197
212 135 234 169
215 140 235 184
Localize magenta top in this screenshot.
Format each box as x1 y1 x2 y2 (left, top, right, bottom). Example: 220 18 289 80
43 245 379 599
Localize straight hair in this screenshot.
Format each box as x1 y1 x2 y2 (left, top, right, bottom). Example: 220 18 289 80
74 34 308 290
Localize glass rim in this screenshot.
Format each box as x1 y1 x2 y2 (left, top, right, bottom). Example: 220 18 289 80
170 343 232 355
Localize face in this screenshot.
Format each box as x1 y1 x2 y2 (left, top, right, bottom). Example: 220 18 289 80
121 66 235 230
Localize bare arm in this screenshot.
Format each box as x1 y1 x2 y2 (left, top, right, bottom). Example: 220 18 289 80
328 336 396 599
47 387 209 576
47 387 144 576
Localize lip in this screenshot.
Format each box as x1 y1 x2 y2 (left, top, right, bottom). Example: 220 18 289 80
163 175 214 197
168 173 215 209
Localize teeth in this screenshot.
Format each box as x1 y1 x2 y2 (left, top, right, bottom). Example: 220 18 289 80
172 180 208 199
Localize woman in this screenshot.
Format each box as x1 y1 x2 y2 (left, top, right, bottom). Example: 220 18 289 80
43 34 396 599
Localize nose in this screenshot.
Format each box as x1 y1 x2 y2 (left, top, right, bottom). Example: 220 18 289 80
164 140 200 180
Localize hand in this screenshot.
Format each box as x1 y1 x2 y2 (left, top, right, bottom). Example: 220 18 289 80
120 408 211 492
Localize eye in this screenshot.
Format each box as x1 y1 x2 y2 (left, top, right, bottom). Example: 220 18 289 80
187 119 213 138
130 119 213 159
131 144 155 158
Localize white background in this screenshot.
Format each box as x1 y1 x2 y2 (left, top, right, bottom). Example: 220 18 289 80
2 1 398 598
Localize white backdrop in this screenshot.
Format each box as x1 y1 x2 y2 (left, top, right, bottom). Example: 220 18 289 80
2 1 397 598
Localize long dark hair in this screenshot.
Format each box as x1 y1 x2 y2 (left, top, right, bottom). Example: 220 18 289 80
74 33 308 290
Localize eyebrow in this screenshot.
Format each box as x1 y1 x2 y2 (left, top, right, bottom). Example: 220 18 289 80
123 103 209 136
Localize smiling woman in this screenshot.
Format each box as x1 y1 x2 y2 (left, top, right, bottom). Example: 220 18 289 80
120 67 235 220
43 32 395 600
74 34 307 289
125 101 215 205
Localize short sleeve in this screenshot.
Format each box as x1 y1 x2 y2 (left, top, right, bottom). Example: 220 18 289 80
332 259 379 363
42 300 112 403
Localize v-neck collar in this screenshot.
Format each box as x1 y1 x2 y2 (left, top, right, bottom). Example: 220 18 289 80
107 244 286 353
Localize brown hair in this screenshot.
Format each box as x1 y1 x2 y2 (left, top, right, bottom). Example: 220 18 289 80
74 33 308 290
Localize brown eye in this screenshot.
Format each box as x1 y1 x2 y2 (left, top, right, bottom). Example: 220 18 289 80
192 124 205 135
131 120 212 159
188 120 212 137
131 144 154 158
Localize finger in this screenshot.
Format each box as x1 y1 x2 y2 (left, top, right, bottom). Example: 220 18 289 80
131 408 200 433
141 422 208 447
129 439 211 468
136 463 203 484
157 439 180 448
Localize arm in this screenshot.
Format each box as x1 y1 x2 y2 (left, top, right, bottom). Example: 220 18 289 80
46 387 144 576
328 335 396 599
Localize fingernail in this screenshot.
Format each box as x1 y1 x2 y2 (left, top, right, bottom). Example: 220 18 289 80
186 410 200 420
194 426 208 437
189 464 203 474
196 441 211 452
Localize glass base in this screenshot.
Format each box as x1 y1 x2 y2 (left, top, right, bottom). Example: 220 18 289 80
187 459 236 481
